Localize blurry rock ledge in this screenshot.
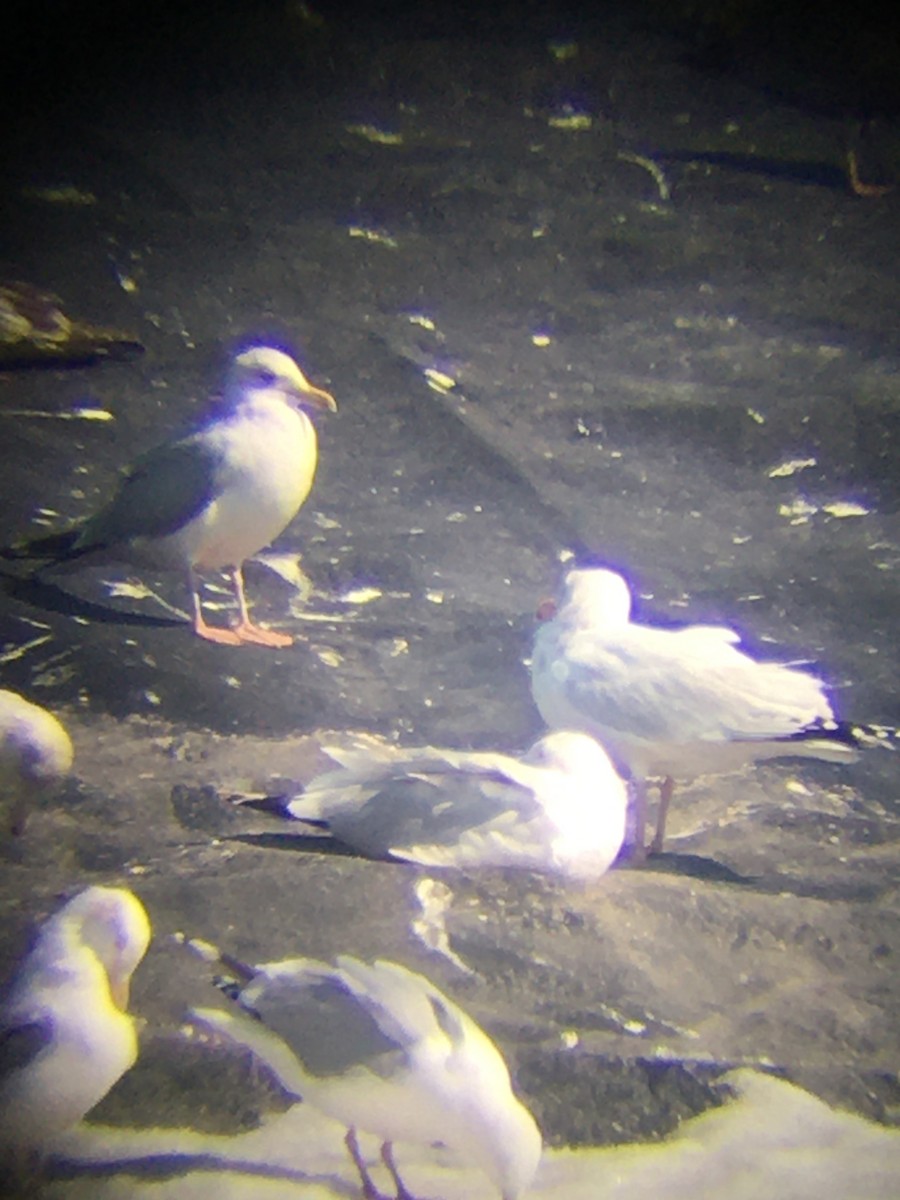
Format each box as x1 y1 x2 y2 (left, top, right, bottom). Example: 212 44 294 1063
0 282 144 368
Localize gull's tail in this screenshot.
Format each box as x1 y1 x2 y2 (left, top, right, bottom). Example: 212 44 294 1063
172 931 257 993
777 718 897 762
229 788 328 828
0 527 100 578
1 528 82 562
173 933 309 1099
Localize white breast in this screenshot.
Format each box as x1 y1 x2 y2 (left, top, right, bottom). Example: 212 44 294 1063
167 400 317 571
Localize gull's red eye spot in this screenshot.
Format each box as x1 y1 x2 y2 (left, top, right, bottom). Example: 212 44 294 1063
536 597 557 621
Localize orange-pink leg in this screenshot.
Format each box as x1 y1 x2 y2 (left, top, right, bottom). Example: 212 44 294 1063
228 565 294 648
188 569 242 644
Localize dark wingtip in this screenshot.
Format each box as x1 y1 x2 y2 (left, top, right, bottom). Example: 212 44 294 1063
1 528 82 562
783 718 863 750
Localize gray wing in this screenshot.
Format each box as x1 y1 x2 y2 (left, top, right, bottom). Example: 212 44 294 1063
550 622 832 744
292 762 541 860
76 434 223 549
240 961 404 1080
239 958 472 1087
0 1015 53 1082
335 958 464 1057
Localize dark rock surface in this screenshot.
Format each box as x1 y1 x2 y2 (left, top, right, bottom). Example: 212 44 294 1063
0 0 898 1182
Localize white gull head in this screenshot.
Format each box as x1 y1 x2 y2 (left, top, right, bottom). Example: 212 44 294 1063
560 567 633 627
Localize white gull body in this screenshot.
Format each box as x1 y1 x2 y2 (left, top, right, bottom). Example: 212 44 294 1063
189 951 542 1200
279 730 627 882
22 345 336 647
0 886 150 1168
0 688 73 836
531 567 858 855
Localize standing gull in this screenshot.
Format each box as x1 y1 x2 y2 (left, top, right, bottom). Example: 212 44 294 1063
257 730 627 882
0 886 150 1171
186 945 542 1200
6 344 336 646
531 566 859 857
0 688 73 837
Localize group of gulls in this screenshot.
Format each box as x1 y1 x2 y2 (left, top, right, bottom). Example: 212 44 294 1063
0 343 870 1194
0 886 541 1199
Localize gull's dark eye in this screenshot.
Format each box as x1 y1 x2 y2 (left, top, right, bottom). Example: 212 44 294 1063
254 366 277 387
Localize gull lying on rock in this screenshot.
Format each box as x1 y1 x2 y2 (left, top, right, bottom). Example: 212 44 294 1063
531 566 860 857
185 942 542 1200
246 730 628 882
0 886 150 1172
0 688 73 837
5 344 336 647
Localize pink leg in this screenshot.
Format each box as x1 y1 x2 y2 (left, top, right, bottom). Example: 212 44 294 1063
345 1128 389 1200
228 565 294 648
649 776 674 856
188 568 242 644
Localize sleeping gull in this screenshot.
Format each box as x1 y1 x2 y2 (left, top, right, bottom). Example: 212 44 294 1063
186 944 542 1199
5 344 336 646
0 885 150 1172
0 688 73 837
245 730 628 882
531 566 859 857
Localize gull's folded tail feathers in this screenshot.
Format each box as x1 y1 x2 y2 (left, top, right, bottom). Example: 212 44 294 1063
775 717 898 760
172 932 257 987
1 528 84 564
228 790 322 824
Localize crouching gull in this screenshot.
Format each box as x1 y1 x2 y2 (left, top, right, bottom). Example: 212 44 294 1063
531 566 860 858
0 886 150 1172
4 344 336 647
185 943 542 1199
244 730 628 882
0 688 73 837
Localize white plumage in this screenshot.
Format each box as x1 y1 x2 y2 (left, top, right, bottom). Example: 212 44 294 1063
0 688 73 837
16 344 336 647
276 730 627 882
0 886 150 1169
531 566 858 855
188 949 542 1200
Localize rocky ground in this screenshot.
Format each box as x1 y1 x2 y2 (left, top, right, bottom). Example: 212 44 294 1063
0 1 898 1193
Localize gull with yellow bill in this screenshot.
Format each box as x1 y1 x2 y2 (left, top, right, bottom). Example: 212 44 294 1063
5 344 336 647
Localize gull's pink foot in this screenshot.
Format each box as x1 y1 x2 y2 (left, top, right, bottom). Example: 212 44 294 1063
193 618 244 645
232 621 294 648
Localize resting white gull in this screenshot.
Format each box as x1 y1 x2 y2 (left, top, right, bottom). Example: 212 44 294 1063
0 688 73 837
248 730 627 882
186 945 542 1200
5 344 336 647
531 566 859 857
0 885 150 1172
